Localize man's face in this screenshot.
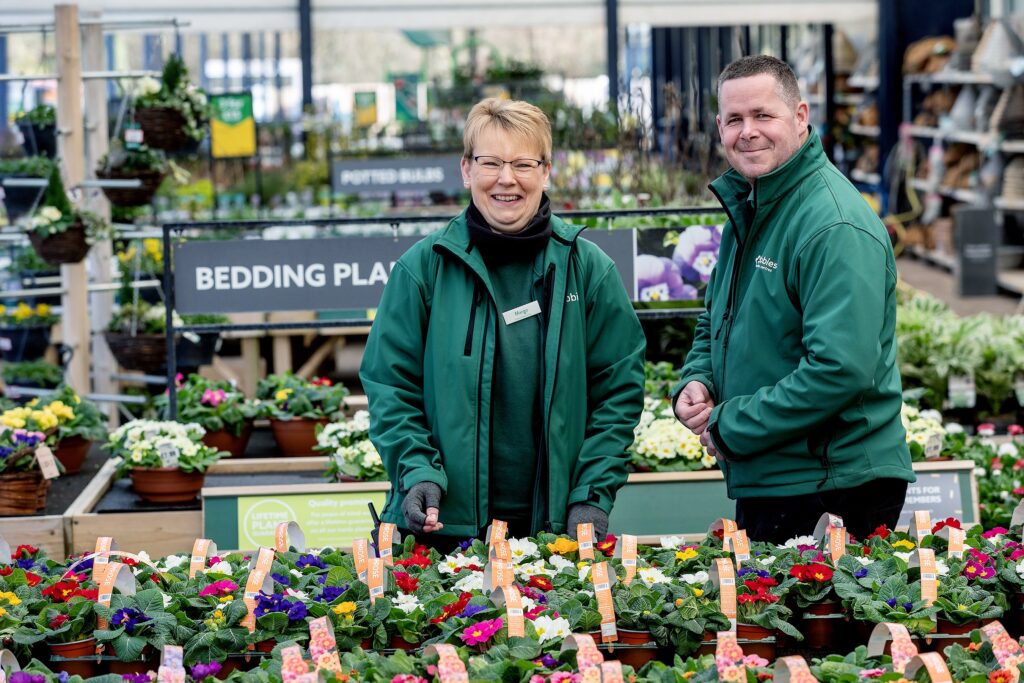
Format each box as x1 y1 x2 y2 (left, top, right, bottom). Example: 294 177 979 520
716 74 809 184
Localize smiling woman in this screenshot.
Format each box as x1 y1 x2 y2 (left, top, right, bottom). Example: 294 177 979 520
360 97 646 549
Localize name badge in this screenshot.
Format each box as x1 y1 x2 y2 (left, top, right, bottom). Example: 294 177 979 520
502 301 541 325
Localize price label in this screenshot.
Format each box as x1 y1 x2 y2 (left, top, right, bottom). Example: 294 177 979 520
124 123 144 149
591 562 617 643
157 443 180 468
924 433 943 459
353 538 369 582
948 374 977 409
35 445 60 480
578 523 595 561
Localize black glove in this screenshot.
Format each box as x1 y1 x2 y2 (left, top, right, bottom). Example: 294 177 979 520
402 482 442 533
567 503 608 539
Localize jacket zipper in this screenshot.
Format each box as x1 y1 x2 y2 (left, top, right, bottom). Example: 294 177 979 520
473 299 488 530
464 282 483 356
531 263 557 533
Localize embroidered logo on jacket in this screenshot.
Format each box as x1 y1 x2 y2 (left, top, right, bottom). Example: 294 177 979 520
754 255 778 273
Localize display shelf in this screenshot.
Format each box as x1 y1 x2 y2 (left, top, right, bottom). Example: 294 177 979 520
1003 140 1024 154
850 169 882 185
834 93 866 106
847 74 879 90
849 123 881 138
909 177 985 204
905 71 996 85
906 244 956 272
995 197 1024 212
906 125 1024 153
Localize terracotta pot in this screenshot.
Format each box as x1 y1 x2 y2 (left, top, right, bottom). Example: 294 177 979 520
54 436 92 475
800 601 849 650
255 639 277 653
270 417 329 457
736 623 776 660
129 467 205 503
389 634 419 651
591 629 658 670
202 422 254 458
48 637 99 678
921 619 983 651
107 657 150 675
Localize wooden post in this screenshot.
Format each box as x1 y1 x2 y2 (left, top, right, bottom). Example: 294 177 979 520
55 4 90 392
82 16 117 422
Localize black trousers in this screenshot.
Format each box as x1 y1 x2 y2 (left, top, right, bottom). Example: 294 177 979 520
735 478 909 544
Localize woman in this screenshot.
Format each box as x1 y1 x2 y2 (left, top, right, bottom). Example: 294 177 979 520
360 98 645 547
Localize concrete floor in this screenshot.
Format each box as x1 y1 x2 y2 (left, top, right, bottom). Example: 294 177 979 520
896 255 1023 317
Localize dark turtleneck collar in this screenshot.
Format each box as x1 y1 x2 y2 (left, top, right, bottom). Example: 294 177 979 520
467 194 552 262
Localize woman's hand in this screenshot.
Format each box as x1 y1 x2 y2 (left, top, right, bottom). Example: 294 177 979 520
402 482 444 533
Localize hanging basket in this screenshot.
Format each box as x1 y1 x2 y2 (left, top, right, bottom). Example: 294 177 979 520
105 332 171 374
17 122 58 158
28 222 91 265
0 325 52 362
95 167 165 207
134 106 196 152
0 469 51 515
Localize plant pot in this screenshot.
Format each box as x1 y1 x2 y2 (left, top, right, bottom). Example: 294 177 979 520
95 167 166 207
48 637 99 678
135 106 198 152
129 467 205 503
28 223 91 265
0 469 51 515
736 623 776 661
921 619 983 651
176 332 220 371
202 422 254 458
105 331 171 374
800 601 849 650
389 634 419 651
0 174 47 221
255 639 276 653
107 656 151 675
270 417 330 457
0 325 52 362
18 122 58 158
590 629 659 670
54 436 92 475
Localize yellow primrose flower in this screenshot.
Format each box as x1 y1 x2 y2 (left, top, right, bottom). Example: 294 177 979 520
35 303 51 316
546 538 579 555
333 601 357 615
0 591 20 605
31 410 58 430
692 587 704 597
213 610 223 619
27 398 39 407
13 302 34 322
0 415 25 429
675 548 698 562
957 603 968 610
275 389 293 402
891 539 916 551
219 595 234 603
144 238 161 255
0 607 6 618
47 401 75 422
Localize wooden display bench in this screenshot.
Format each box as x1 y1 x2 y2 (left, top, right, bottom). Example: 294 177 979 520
0 510 66 558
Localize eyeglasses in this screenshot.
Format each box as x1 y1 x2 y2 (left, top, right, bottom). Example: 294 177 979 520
472 155 545 177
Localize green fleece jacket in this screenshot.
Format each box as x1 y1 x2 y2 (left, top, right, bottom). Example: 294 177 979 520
360 211 646 537
676 130 914 498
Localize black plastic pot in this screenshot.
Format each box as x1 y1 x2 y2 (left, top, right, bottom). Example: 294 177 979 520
0 325 52 362
0 175 47 222
18 123 58 158
171 332 220 372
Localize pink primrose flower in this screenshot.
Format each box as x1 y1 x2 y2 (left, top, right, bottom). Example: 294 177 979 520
459 618 504 646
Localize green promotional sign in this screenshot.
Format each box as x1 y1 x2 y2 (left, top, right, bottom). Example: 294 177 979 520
210 92 257 159
392 73 419 123
205 490 387 549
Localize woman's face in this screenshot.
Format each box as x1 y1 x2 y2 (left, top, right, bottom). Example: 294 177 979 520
461 126 550 234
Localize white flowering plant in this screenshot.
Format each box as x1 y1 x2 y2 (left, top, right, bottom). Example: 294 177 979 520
316 411 384 481
630 397 714 472
26 204 110 245
134 55 209 141
106 419 224 476
901 404 947 461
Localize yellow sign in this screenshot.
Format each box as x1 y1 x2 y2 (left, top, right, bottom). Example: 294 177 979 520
210 92 257 159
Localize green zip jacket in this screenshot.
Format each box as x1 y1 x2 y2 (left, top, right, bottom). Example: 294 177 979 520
360 211 646 537
677 130 914 499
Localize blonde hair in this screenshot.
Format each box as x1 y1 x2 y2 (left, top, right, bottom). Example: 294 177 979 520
462 98 552 163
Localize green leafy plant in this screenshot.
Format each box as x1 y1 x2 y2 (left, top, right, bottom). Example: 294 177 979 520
256 373 348 421
97 142 167 174
155 374 257 437
25 204 110 245
0 302 58 328
105 418 223 476
134 54 210 141
38 384 108 442
0 360 63 388
14 104 56 127
94 588 179 662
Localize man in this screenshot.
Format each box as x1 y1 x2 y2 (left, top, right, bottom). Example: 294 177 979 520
674 55 914 543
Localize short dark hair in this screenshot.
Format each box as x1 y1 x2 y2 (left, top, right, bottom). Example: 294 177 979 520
717 55 802 110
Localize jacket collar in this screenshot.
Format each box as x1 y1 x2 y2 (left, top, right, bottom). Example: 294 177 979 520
434 208 585 280
710 127 826 220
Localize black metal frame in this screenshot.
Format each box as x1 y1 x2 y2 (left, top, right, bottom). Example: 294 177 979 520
161 207 717 418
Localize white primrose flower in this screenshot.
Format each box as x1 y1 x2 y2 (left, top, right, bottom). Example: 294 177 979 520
547 555 575 573
453 571 484 592
209 560 232 574
439 554 480 575
637 567 671 586
680 570 709 585
394 593 422 614
659 536 686 549
782 535 817 549
507 538 539 564
514 559 554 579
161 554 187 570
532 615 571 643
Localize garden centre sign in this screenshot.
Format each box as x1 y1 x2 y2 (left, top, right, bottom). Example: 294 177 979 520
173 230 636 313
331 155 465 194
